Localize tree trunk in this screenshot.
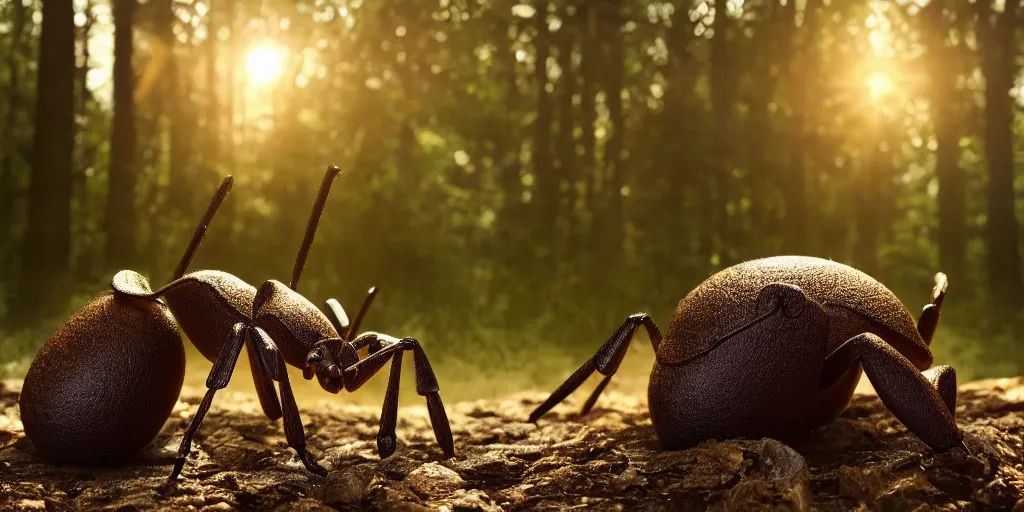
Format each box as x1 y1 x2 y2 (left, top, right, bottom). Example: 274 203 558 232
495 62 521 219
15 0 76 320
155 0 192 220
105 0 138 269
206 0 220 168
1 0 28 269
579 3 598 227
746 0 788 245
492 16 523 248
532 2 556 246
978 0 1023 308
201 0 237 268
657 4 700 278
923 0 966 282
709 0 737 265
783 0 819 256
555 7 577 245
73 0 99 281
599 0 626 261
225 0 237 166
854 132 889 277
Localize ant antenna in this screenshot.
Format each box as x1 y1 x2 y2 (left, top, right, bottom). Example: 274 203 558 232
172 176 233 280
346 286 379 339
289 166 341 291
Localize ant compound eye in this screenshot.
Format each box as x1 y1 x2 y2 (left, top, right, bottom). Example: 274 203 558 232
306 351 323 366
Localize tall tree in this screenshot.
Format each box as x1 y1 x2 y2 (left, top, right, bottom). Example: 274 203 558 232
554 6 577 240
532 1 556 245
15 0 76 319
491 10 524 253
205 0 220 168
709 0 738 265
745 0 795 247
1 0 29 266
73 0 100 280
156 0 194 220
597 0 627 261
853 127 890 277
977 0 1023 308
655 1 702 277
105 0 138 269
923 0 966 282
783 0 821 256
578 2 598 228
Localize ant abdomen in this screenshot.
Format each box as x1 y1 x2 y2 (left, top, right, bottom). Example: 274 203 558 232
19 291 185 465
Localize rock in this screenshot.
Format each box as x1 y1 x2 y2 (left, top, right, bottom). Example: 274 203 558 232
405 462 465 497
322 465 373 507
1 377 1023 510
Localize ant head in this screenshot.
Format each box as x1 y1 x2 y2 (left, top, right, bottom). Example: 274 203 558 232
304 338 358 393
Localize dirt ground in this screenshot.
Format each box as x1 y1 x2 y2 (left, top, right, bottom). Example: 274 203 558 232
1 377 1022 511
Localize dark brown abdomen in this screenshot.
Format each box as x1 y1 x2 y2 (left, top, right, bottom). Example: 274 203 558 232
20 294 185 464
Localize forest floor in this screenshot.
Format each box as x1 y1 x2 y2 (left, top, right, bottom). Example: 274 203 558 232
0 378 1022 511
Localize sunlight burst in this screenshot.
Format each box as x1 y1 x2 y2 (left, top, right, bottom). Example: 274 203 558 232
246 42 286 87
866 72 894 99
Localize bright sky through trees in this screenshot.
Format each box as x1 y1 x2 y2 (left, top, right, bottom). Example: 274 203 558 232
245 41 286 86
867 71 895 98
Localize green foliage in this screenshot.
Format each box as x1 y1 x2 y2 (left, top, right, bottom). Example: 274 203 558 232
0 0 1022 390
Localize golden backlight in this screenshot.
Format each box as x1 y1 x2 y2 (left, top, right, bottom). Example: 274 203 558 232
867 71 895 99
246 42 286 87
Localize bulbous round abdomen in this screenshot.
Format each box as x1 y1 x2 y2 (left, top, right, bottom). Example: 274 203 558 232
19 293 185 465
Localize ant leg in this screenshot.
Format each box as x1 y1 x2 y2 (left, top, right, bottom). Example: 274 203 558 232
350 332 384 353
916 272 948 346
249 327 328 477
171 322 247 480
573 314 662 416
827 333 963 452
342 334 455 459
922 365 958 414
244 340 283 420
375 350 404 458
529 313 663 422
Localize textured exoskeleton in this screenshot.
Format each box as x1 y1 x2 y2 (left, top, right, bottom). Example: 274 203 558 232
114 167 454 479
21 168 456 477
18 176 235 465
530 256 964 454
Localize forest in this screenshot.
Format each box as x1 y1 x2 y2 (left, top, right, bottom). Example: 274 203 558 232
0 0 1022 399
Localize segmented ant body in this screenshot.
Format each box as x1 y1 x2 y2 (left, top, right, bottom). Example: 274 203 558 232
22 167 455 478
531 256 965 455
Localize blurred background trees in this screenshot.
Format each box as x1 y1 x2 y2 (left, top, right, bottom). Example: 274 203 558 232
1 0 1022 396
